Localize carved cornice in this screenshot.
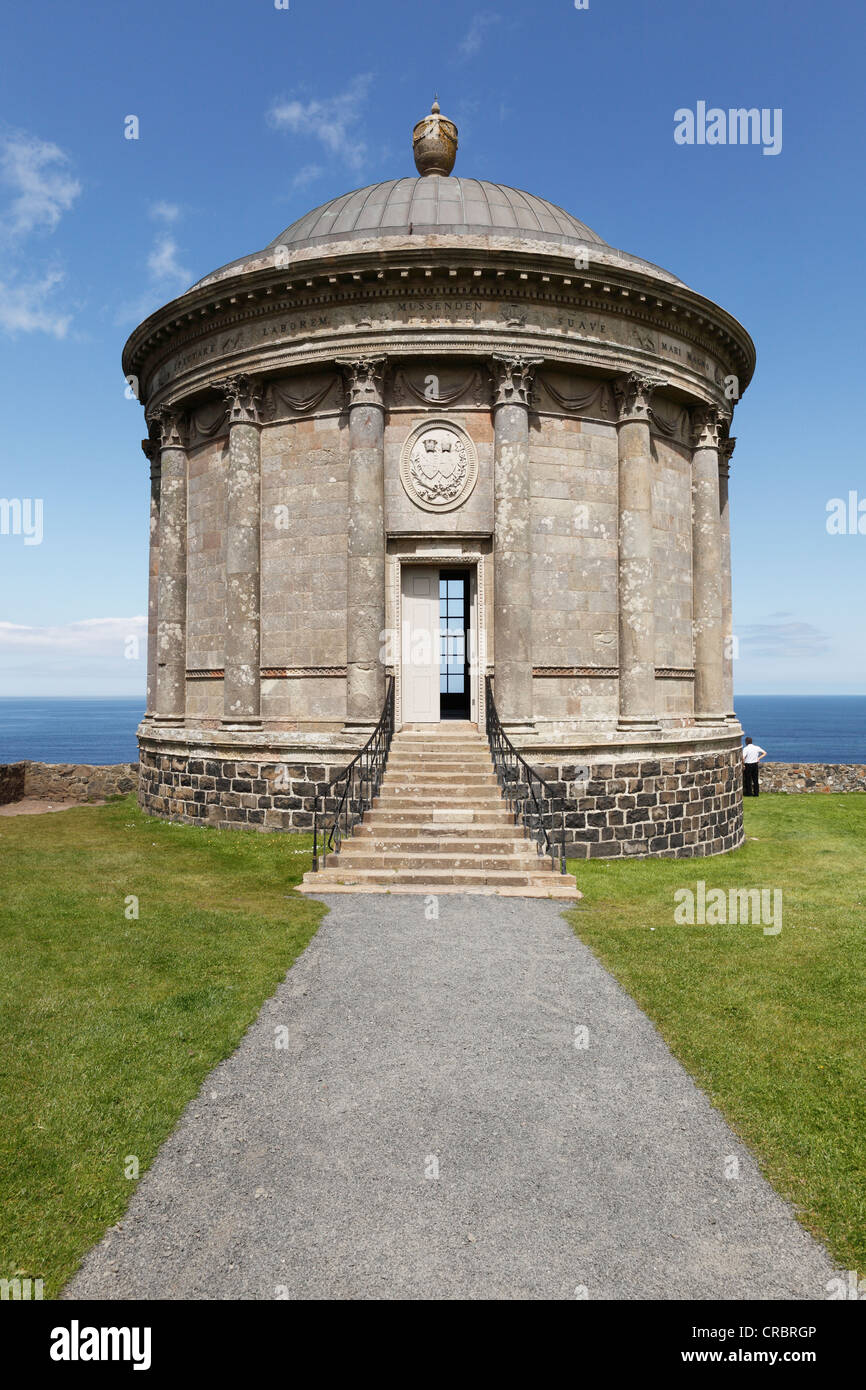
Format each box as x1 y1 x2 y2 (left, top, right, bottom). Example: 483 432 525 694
690 404 729 451
148 405 188 451
217 373 263 425
613 371 668 423
336 356 387 409
491 354 542 409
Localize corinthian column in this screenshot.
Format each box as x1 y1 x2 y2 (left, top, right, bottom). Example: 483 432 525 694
491 355 541 730
151 406 188 725
613 372 664 730
719 435 736 721
337 357 387 729
141 433 160 718
219 375 263 726
691 405 726 724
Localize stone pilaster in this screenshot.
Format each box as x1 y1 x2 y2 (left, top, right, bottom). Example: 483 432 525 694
691 405 727 725
613 372 664 730
150 406 188 725
491 355 541 729
219 375 263 726
141 433 161 718
719 435 736 721
337 358 387 728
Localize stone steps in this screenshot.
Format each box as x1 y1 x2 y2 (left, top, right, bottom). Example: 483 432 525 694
299 725 579 899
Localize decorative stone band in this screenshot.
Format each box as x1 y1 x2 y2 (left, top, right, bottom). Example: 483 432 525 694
532 666 696 679
491 354 543 409
187 666 697 681
186 667 349 679
262 667 348 679
337 356 387 409
533 666 619 678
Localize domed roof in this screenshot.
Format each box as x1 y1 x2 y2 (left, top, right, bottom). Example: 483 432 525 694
266 176 608 253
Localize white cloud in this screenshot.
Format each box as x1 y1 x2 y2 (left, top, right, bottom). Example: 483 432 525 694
290 163 325 191
268 74 374 173
147 234 191 287
114 204 191 323
0 617 148 696
458 12 501 60
0 269 71 337
0 133 81 238
149 200 181 223
0 617 147 650
0 131 81 338
739 620 831 660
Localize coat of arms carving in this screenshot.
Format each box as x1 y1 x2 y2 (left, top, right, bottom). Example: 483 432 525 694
399 420 478 512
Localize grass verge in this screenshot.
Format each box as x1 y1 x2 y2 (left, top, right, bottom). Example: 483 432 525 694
565 793 866 1274
0 796 323 1298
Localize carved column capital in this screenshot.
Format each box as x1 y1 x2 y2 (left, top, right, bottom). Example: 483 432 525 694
148 405 188 451
690 404 728 451
337 356 387 409
491 354 542 409
141 435 161 481
719 434 737 478
613 372 667 423
218 374 263 425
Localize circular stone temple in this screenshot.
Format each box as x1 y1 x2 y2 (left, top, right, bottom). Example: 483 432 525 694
127 102 754 858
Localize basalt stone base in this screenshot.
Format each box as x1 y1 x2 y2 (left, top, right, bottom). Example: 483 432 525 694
137 723 367 832
529 740 744 859
139 723 743 857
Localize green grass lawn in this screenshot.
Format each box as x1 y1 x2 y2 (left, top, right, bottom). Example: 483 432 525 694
0 796 323 1298
566 793 866 1275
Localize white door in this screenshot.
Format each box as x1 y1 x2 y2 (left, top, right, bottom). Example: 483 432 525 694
401 566 440 722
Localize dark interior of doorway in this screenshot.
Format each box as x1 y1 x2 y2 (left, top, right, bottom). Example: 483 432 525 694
439 569 470 719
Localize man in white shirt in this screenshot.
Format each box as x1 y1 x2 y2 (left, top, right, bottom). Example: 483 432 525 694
742 737 767 797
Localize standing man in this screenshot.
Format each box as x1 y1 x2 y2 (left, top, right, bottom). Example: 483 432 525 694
742 736 767 797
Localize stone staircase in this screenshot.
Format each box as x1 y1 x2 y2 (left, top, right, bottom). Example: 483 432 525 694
299 722 580 898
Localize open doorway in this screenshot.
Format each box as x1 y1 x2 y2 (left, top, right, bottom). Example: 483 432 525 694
400 561 479 725
439 570 470 719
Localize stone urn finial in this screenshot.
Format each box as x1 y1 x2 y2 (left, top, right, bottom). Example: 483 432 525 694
413 97 458 177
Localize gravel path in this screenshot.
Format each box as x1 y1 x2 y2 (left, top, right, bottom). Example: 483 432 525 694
65 894 838 1300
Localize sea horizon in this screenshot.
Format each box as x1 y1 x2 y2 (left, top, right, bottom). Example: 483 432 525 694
0 693 864 766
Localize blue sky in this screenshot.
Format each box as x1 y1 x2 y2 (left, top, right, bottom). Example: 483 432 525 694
0 0 863 696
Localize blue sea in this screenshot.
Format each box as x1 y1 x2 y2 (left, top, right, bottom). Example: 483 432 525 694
733 696 866 765
0 695 863 765
0 698 145 765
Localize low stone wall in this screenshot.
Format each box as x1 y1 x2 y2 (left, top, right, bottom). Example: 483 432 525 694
758 762 866 793
534 747 744 859
139 743 744 858
138 749 343 830
0 762 140 802
0 762 26 805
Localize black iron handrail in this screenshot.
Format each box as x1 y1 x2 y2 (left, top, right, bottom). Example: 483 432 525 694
312 675 395 872
484 675 567 874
